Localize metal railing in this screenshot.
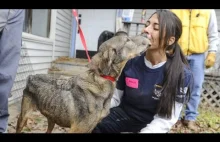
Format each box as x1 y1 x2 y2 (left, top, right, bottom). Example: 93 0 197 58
123 21 220 36
122 21 145 35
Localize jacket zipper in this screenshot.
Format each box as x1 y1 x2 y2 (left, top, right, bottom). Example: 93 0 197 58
187 10 192 56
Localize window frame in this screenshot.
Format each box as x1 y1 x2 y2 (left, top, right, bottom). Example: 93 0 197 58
23 9 52 38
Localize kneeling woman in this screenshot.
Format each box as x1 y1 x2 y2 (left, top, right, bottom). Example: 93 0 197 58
92 9 193 133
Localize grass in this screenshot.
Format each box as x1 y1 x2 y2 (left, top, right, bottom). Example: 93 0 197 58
170 104 220 133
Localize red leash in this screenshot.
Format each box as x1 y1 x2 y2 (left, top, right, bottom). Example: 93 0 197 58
72 9 91 62
72 10 115 82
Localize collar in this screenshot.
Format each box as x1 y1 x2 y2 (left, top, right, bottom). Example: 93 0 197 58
100 75 116 82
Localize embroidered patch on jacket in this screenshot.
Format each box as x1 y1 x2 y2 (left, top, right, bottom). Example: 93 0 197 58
152 84 162 100
125 77 139 88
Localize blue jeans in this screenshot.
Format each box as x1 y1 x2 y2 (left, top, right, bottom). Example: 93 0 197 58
0 9 24 133
179 53 205 121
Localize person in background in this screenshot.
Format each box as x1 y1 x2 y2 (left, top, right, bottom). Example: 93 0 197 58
170 9 219 131
0 9 25 133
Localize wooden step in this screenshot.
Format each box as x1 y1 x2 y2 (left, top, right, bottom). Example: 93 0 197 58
48 57 89 76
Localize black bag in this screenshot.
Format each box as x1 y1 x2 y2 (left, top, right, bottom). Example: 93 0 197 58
97 30 114 51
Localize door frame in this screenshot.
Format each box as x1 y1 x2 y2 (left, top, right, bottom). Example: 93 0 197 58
71 9 118 58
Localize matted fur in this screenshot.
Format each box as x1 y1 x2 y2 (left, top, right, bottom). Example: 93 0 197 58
16 31 151 133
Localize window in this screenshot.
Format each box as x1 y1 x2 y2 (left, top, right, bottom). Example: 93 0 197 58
23 9 51 38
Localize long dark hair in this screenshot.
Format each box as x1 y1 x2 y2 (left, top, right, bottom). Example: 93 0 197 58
150 9 192 118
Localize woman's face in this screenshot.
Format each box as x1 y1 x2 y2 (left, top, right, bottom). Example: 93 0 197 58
143 13 161 50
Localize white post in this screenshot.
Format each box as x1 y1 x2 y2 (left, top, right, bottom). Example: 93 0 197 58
116 9 123 32
49 9 57 60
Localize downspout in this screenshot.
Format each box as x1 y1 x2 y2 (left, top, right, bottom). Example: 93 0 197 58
49 9 57 60
116 9 123 32
70 9 77 58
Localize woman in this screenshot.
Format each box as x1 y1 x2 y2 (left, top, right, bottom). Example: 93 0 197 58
92 9 193 133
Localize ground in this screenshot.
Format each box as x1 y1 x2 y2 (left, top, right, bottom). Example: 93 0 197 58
169 104 220 133
7 57 220 133
7 100 69 133
7 100 220 133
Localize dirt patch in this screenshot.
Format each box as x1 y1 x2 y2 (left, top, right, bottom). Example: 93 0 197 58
8 111 70 133
170 104 220 133
52 57 89 65
8 104 219 133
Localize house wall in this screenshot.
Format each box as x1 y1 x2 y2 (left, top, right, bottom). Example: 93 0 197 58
54 9 72 60
209 9 220 72
215 9 220 35
129 9 155 36
9 9 73 104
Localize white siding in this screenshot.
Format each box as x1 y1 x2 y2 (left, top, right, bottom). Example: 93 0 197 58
215 9 220 34
9 9 73 104
55 9 72 60
212 9 220 72
9 36 54 103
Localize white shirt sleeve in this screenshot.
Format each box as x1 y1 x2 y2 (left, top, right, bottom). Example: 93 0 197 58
139 101 183 133
110 88 124 108
208 9 219 52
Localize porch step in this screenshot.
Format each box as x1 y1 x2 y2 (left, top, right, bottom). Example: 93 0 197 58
48 57 89 76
